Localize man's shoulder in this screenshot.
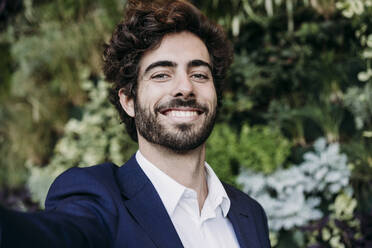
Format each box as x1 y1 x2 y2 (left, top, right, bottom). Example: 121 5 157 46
45 162 123 210
53 162 119 187
70 162 119 178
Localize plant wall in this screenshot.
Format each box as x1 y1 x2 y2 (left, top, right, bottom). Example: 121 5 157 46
1 0 371 246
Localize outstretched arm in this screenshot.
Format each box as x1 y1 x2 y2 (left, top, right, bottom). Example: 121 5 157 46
0 205 110 248
0 165 119 248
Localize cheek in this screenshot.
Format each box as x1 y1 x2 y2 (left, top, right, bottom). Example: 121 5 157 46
137 84 166 110
201 84 217 105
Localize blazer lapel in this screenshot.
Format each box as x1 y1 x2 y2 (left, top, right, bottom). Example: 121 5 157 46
226 187 263 248
116 155 183 248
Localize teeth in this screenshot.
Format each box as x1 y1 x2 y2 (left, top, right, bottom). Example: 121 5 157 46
168 111 198 117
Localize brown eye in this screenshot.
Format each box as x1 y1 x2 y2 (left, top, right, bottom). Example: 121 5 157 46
191 73 209 82
151 73 171 82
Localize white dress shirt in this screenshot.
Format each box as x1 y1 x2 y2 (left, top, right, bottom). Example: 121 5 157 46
136 151 240 248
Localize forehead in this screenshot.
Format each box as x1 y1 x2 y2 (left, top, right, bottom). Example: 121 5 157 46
138 31 211 74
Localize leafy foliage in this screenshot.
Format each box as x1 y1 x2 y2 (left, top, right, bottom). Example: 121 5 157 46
27 76 137 207
0 0 125 189
306 192 363 248
238 138 350 231
344 82 372 130
1 0 372 246
206 123 291 186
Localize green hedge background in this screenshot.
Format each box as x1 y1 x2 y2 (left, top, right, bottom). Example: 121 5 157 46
0 0 371 247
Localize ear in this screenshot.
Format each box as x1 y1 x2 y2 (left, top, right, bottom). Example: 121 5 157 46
118 88 135 117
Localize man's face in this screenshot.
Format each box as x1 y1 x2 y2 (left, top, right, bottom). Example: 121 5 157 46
132 31 217 152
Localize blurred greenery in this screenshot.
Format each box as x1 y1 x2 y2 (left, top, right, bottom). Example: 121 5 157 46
0 0 372 247
0 0 124 189
206 123 291 186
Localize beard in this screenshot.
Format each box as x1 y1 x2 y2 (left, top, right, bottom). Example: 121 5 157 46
134 98 216 153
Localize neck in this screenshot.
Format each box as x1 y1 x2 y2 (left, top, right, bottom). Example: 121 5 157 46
138 136 208 210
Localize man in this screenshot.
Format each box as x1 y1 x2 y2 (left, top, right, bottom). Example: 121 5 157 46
0 0 271 247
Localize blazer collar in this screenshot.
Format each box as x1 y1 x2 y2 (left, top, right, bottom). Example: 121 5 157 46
116 155 183 248
116 155 263 248
224 184 263 248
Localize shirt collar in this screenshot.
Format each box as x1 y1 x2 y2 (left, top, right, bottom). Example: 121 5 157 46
135 150 231 217
136 151 185 216
204 162 231 217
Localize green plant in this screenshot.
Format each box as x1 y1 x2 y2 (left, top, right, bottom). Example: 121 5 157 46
27 77 137 207
344 82 372 130
0 0 124 189
206 123 291 186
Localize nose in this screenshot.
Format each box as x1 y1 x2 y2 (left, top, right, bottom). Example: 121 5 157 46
172 73 195 98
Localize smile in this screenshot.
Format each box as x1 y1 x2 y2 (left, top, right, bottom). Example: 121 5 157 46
160 108 204 122
167 110 198 117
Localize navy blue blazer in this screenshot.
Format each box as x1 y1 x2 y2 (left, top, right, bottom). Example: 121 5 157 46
0 155 270 248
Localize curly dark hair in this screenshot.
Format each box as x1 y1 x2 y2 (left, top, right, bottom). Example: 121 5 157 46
103 0 233 142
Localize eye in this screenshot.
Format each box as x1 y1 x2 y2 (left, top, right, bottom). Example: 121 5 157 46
190 73 209 82
150 73 171 82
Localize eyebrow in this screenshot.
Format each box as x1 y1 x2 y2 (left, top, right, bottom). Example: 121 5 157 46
143 59 213 76
188 59 212 72
144 60 177 75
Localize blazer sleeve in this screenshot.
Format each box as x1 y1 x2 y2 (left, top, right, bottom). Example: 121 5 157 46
0 206 110 248
0 166 116 248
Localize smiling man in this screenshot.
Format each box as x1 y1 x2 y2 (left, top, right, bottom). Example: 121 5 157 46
0 0 270 247
124 32 217 154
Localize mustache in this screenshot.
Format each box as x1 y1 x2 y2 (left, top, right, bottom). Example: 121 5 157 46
155 99 209 114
